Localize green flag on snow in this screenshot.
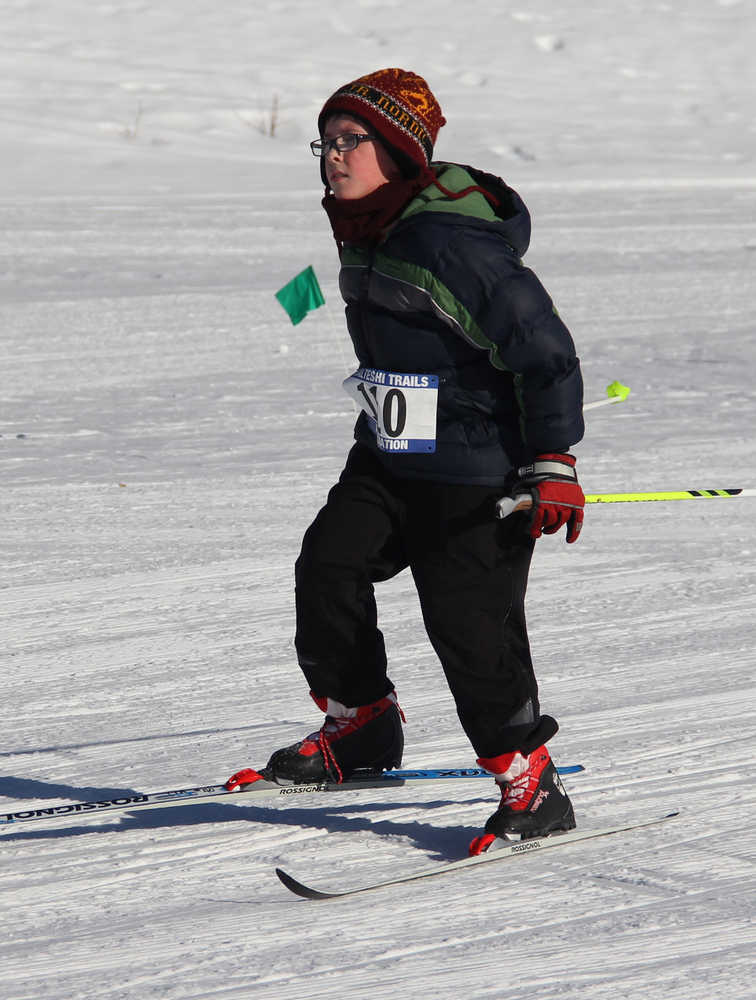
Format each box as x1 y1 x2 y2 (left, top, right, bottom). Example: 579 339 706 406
275 265 325 325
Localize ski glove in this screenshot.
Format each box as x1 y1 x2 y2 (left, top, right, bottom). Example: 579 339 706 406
514 453 585 543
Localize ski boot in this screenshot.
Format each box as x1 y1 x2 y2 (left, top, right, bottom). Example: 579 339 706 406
469 745 575 855
226 691 404 789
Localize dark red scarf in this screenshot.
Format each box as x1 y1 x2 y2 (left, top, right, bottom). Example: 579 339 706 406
322 169 435 251
321 167 501 252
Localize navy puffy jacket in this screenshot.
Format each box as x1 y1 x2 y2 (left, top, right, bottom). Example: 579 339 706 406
338 163 584 485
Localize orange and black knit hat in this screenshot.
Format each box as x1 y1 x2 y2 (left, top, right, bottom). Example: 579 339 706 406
317 68 446 178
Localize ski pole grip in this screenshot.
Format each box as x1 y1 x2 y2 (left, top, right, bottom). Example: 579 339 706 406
496 493 534 519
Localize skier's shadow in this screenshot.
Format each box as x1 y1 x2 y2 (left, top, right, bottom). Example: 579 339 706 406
0 775 138 802
0 776 486 861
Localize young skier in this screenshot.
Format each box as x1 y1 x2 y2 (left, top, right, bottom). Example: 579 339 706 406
227 69 585 853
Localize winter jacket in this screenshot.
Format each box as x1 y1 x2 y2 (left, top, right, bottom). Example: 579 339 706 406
339 163 584 485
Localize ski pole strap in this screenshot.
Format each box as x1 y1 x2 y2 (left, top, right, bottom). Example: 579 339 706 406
516 457 578 482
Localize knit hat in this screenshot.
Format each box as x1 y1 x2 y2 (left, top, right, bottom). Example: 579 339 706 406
317 68 446 179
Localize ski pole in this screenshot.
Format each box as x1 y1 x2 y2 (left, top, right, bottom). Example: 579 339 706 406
583 380 630 412
496 488 756 519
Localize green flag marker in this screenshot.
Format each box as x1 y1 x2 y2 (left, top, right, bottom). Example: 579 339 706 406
275 266 325 325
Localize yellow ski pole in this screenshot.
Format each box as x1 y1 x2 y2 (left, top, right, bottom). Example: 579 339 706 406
583 380 631 412
497 488 756 519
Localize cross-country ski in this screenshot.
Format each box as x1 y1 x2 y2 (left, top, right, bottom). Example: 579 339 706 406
0 765 584 828
276 812 680 899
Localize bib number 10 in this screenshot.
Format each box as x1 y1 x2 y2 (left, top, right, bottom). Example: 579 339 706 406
357 383 407 438
343 368 438 454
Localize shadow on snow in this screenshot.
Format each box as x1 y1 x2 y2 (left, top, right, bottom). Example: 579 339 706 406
0 787 488 861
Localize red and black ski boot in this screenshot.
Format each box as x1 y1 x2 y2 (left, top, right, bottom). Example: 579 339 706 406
469 745 576 855
229 691 404 787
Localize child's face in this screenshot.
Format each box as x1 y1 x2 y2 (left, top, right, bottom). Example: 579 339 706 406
323 114 401 199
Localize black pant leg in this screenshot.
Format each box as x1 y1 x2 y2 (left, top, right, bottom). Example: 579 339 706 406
294 447 408 706
407 484 547 758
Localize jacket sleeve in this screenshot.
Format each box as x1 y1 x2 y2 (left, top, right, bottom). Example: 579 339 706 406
385 215 584 456
480 261 584 454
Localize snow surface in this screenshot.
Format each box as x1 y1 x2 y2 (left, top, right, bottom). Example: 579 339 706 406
2 2 756 997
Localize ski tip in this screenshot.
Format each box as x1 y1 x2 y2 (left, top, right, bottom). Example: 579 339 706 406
275 867 335 901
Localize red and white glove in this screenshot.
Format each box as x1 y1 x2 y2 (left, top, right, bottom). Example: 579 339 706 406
514 453 585 543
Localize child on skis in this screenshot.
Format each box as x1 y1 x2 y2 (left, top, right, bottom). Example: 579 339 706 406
227 68 584 853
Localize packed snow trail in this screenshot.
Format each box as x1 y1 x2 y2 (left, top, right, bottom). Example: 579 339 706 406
2 2 755 998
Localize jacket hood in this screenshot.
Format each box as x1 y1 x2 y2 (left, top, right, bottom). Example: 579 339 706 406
399 162 531 257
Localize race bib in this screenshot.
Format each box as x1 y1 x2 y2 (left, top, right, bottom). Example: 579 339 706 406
343 367 438 453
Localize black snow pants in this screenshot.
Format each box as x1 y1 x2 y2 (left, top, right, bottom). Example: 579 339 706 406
294 445 557 759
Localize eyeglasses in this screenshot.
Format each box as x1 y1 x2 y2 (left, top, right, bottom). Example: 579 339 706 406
310 133 377 157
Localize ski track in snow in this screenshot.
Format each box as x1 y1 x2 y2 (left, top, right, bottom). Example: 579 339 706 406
2 2 755 998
